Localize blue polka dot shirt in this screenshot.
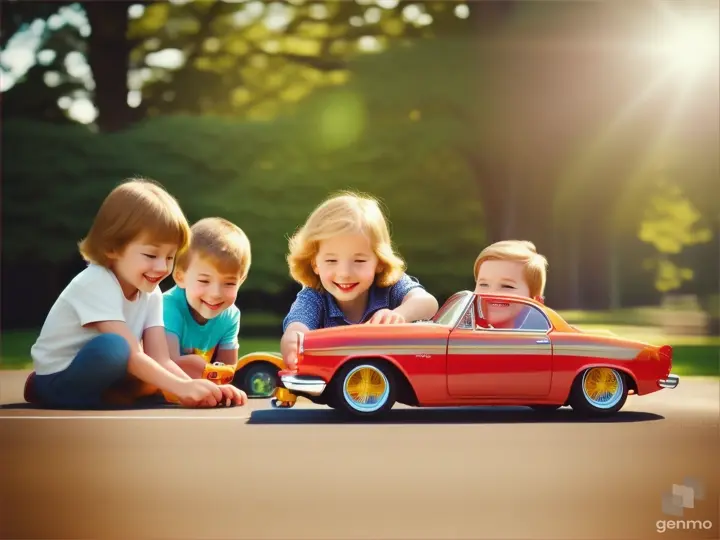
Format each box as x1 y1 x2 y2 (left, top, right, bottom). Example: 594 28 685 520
282 273 425 331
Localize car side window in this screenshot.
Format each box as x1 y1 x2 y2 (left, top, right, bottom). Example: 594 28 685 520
514 305 551 332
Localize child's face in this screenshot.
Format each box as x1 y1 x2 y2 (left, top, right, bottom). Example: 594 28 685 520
313 232 379 304
474 259 530 327
176 255 244 323
110 237 177 298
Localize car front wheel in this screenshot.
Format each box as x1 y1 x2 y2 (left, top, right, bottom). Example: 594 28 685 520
239 363 279 398
569 367 628 416
332 362 396 419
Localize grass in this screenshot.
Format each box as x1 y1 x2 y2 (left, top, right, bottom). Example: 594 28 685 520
666 345 719 377
558 307 663 326
2 327 717 377
570 324 720 345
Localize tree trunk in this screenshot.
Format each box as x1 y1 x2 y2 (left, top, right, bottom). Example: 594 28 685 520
549 224 582 310
576 213 612 310
83 2 135 133
468 154 563 302
608 235 622 310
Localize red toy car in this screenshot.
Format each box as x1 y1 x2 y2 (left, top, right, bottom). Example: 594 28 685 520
271 291 679 418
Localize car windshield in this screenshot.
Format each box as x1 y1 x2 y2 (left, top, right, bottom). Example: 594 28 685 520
431 292 473 326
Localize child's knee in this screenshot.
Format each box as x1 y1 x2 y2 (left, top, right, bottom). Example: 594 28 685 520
89 333 130 374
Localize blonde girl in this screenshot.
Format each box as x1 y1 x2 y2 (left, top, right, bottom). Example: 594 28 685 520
280 191 439 369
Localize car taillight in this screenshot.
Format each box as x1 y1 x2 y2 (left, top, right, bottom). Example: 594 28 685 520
658 345 673 372
296 331 304 367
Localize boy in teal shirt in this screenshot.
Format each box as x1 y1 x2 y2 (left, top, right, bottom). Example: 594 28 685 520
163 217 251 394
163 286 241 364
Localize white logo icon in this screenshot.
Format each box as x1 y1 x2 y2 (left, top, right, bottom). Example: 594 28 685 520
662 477 704 517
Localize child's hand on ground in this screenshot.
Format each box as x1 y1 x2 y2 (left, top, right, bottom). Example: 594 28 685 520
176 379 223 407
366 309 406 325
217 385 247 407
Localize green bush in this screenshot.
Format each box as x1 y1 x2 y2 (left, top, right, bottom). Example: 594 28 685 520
3 113 487 310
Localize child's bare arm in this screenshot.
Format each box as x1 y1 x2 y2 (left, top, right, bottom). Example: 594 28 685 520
214 348 238 366
89 320 222 406
281 322 310 370
392 288 439 322
145 328 195 380
164 332 245 405
163 332 207 378
367 275 439 324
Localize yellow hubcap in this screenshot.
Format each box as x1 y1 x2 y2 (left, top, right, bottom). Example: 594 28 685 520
344 367 387 405
583 367 621 405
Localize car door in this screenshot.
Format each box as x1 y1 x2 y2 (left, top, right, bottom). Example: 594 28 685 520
446 296 553 398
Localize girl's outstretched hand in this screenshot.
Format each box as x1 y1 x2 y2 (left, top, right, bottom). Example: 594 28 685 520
366 309 405 324
281 325 308 370
281 338 299 370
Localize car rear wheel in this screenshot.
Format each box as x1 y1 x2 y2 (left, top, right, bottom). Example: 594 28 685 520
332 362 396 419
570 367 628 416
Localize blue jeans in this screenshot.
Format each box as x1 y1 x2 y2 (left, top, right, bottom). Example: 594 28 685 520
34 333 130 408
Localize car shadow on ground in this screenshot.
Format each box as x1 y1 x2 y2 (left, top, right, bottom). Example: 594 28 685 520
247 406 665 425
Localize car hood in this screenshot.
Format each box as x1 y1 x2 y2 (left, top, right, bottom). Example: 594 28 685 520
301 322 452 350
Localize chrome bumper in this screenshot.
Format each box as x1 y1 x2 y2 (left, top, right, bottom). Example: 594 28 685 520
280 374 327 396
658 374 679 389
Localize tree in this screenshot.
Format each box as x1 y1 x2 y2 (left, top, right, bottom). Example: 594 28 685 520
638 181 713 293
2 2 85 124
2 0 476 130
84 1 148 131
1 1 141 130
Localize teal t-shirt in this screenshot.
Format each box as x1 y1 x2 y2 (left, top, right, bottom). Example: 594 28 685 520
162 286 241 362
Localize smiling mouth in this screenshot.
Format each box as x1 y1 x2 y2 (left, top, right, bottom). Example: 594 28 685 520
202 300 223 310
334 282 358 292
144 274 163 284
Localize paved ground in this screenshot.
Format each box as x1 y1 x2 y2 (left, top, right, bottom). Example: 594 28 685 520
1 370 718 540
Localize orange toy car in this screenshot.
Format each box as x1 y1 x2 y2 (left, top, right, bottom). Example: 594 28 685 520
231 351 285 397
162 361 239 404
171 351 286 398
271 291 679 419
162 351 285 403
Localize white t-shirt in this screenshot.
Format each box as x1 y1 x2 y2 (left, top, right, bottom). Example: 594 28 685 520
30 264 165 375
